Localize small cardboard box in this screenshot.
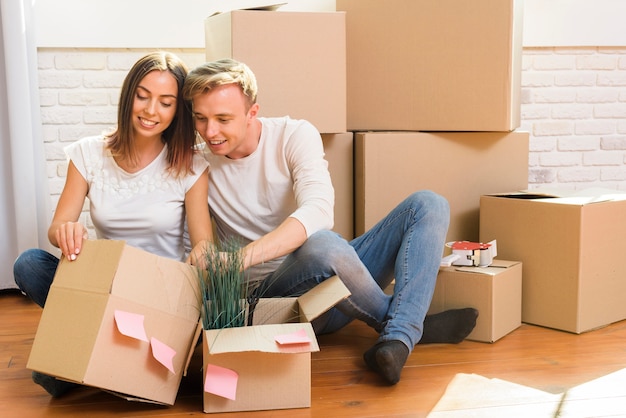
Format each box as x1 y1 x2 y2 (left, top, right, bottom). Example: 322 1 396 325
429 260 522 343
354 130 529 245
204 7 346 133
27 240 200 405
479 189 626 333
202 275 350 413
336 0 523 132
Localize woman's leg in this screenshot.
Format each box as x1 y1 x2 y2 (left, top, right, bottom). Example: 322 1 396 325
13 249 59 308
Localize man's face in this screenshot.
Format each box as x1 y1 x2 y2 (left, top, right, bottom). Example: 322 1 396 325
192 83 259 159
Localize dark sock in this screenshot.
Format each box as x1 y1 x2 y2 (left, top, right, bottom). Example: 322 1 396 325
32 371 78 398
363 340 409 385
419 307 479 344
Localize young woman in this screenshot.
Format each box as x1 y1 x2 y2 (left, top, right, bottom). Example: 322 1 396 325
13 51 212 397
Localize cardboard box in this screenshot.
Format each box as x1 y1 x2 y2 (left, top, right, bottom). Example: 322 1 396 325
202 276 350 413
354 131 529 245
479 189 626 333
322 132 354 240
204 8 346 133
429 260 522 343
27 240 200 405
336 0 524 132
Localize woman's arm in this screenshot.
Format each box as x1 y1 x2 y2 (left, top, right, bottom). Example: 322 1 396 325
185 167 213 265
48 161 89 260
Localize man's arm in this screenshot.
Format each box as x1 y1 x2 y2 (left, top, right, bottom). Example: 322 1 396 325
241 216 306 270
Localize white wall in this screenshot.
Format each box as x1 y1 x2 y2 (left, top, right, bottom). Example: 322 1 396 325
523 0 626 47
34 0 626 48
34 0 335 48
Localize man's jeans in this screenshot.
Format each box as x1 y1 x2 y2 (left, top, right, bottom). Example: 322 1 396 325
258 190 450 351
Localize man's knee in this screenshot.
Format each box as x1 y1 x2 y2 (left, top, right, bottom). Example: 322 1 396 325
298 230 352 262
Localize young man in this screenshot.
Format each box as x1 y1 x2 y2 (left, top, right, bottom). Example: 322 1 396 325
183 59 478 385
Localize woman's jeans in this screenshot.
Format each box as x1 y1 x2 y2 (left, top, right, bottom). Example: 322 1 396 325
13 249 60 308
258 190 450 351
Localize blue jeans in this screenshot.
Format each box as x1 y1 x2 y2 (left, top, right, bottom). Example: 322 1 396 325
258 191 450 351
13 249 60 308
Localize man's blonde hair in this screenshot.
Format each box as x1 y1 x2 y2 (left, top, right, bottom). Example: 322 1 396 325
183 58 258 108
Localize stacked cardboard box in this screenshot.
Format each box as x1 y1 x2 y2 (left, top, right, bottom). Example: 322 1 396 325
354 131 529 243
204 8 346 134
336 0 524 132
322 133 354 240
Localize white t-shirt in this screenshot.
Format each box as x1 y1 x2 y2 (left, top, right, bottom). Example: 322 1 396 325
204 116 334 281
65 135 209 261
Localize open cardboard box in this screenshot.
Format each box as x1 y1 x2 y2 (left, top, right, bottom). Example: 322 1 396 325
27 240 200 405
480 188 626 333
201 275 351 413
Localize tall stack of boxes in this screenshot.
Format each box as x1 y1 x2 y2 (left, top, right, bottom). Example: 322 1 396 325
336 0 527 342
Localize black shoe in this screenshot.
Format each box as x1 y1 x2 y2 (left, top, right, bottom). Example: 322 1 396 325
32 371 78 398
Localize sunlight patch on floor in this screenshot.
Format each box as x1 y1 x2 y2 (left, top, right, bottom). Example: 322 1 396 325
427 368 626 418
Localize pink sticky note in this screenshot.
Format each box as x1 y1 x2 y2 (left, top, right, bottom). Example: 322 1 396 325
204 364 238 400
274 328 311 345
114 310 148 342
150 337 176 373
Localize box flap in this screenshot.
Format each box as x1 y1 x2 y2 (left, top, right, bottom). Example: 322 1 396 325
455 260 521 276
112 244 200 322
252 297 300 325
184 321 204 377
514 187 626 204
205 322 319 355
27 287 109 382
51 239 125 294
297 275 351 322
102 389 169 405
208 2 286 17
488 259 520 269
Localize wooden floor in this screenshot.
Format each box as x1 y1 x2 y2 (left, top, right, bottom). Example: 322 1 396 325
2 289 626 417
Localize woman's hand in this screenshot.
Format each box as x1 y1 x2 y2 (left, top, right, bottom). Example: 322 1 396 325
187 239 210 269
55 221 88 261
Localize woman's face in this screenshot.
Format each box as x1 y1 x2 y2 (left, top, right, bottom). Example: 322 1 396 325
131 70 178 140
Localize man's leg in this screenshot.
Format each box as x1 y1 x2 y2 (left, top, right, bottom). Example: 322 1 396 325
257 230 391 333
352 191 476 384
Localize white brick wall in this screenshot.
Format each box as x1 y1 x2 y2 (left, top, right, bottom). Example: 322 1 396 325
38 46 626 226
522 47 626 191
